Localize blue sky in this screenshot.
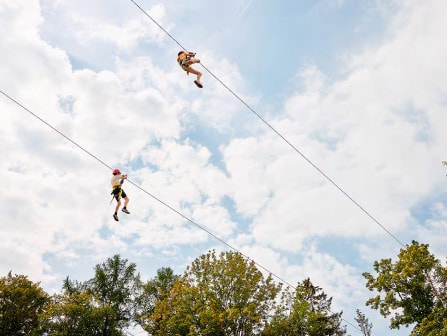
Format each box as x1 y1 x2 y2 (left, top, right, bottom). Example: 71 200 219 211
2 0 447 335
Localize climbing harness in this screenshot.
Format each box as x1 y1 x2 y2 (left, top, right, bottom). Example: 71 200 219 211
177 51 190 72
177 51 199 74
111 179 125 202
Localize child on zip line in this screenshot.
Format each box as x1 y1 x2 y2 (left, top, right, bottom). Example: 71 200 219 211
111 169 130 221
177 51 203 88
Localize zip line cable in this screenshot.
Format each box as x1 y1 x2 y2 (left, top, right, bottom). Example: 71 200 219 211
0 90 283 283
0 92 259 277
130 0 405 248
1 89 360 333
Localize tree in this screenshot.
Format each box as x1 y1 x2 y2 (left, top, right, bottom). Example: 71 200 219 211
38 292 117 336
136 267 178 327
50 254 142 336
143 250 281 336
354 309 372 336
62 276 88 295
87 254 142 334
264 278 346 336
144 277 197 335
0 272 48 335
363 240 447 335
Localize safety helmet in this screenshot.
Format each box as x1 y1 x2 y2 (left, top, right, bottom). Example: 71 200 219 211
178 50 185 56
113 169 121 175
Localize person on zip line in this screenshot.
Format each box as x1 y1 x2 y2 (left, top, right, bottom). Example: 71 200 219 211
177 50 203 88
111 169 130 221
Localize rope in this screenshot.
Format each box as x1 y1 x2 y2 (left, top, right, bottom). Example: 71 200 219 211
129 0 405 248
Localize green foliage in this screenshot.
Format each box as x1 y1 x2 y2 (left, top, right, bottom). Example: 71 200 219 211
363 240 447 335
264 278 346 336
87 254 142 333
0 272 48 336
137 267 178 326
41 254 142 336
38 292 118 336
143 250 281 336
62 276 87 295
354 309 372 336
0 252 361 336
145 277 197 335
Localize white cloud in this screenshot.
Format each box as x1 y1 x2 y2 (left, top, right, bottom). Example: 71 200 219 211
0 0 42 39
72 4 169 50
222 0 447 252
414 202 447 257
285 245 364 307
0 242 53 283
0 0 242 289
188 51 256 131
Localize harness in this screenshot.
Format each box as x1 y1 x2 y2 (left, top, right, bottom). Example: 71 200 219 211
177 53 191 73
111 179 124 201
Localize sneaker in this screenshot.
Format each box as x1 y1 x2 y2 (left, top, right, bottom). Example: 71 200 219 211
113 213 119 221
194 80 203 88
122 208 130 214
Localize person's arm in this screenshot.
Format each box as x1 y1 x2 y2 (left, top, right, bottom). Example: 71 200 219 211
119 174 128 185
187 52 196 57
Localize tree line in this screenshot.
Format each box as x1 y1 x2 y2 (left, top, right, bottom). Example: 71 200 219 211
0 241 445 335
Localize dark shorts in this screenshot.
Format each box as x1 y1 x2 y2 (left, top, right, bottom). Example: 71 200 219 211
112 186 127 201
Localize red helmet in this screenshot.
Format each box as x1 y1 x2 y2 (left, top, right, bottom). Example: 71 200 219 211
113 169 121 175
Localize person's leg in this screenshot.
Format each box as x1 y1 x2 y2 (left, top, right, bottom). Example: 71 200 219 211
112 187 122 221
115 199 121 213
113 198 121 221
185 58 200 66
121 196 130 214
187 67 202 85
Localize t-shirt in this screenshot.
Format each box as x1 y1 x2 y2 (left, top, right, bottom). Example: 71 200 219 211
111 174 124 188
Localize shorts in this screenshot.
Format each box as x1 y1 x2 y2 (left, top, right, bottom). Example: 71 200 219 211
112 186 127 201
180 57 196 72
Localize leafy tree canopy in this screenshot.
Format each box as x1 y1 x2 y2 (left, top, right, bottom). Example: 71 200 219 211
363 240 447 335
144 250 281 336
38 292 118 336
264 278 346 336
0 272 48 335
49 254 142 336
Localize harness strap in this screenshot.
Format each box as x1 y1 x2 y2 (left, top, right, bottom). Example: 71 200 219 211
178 55 191 67
178 54 192 76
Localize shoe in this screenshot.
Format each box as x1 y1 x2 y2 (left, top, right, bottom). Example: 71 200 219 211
113 213 119 221
194 80 203 88
122 208 130 214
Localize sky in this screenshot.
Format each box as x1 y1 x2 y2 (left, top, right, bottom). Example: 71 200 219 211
1 0 447 335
